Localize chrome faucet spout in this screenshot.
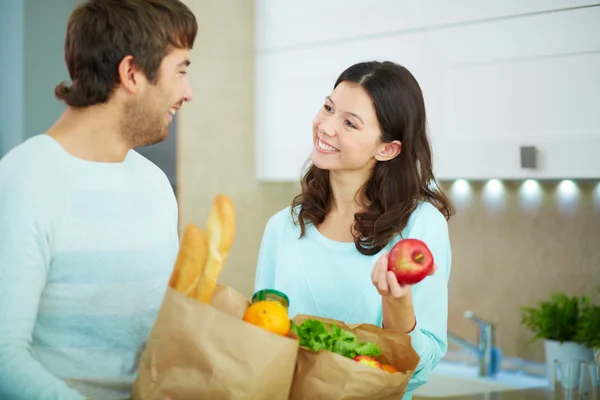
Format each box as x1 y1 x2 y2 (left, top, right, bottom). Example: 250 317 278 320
447 332 478 354
448 310 497 377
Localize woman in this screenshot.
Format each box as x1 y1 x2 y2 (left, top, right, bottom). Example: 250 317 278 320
254 61 455 398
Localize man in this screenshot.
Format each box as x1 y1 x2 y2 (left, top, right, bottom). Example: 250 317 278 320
0 1 197 399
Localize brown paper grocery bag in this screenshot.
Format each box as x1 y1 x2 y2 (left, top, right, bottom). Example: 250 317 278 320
131 285 299 400
289 314 420 400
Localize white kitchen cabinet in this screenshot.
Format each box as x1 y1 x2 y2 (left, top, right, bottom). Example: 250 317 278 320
425 6 600 179
254 0 598 51
254 3 600 181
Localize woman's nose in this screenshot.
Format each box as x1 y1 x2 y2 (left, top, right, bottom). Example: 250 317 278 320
318 120 337 137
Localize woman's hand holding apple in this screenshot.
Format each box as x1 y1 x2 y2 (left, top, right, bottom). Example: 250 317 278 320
371 239 437 300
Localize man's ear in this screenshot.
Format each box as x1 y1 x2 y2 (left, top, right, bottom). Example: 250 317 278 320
375 140 402 162
117 55 145 95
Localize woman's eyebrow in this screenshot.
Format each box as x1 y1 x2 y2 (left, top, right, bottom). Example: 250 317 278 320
325 96 364 124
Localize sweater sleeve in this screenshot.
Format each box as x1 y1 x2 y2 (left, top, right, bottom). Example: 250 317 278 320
402 204 452 393
0 184 85 400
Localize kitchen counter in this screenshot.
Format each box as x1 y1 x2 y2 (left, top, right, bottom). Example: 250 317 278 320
413 388 556 400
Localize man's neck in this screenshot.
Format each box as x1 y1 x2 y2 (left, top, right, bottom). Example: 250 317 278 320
46 106 130 163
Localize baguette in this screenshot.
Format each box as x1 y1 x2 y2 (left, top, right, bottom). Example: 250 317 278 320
168 223 208 298
196 194 236 303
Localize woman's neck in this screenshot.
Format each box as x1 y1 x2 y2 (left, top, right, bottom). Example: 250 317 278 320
328 170 370 217
314 169 372 243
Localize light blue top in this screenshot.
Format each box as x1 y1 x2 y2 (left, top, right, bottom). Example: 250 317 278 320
0 135 179 400
254 202 452 399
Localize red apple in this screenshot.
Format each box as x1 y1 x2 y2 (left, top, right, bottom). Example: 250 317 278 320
387 238 434 285
353 355 383 369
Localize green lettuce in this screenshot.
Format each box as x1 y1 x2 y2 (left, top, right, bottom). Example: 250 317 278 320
290 319 382 359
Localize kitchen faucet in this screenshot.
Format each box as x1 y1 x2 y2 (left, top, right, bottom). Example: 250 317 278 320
447 310 497 377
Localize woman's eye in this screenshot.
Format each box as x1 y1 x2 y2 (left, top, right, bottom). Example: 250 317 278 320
323 104 333 113
346 120 356 129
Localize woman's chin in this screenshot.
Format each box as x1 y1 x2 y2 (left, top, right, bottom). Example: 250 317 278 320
311 151 334 170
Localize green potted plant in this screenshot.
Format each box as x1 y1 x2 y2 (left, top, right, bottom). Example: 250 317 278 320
576 302 600 362
520 292 594 386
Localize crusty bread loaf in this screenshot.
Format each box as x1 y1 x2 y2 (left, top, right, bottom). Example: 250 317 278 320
168 224 208 298
196 194 236 303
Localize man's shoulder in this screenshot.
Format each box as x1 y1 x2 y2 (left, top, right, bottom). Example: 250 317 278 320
0 135 56 183
127 151 177 213
1 134 49 161
127 150 173 187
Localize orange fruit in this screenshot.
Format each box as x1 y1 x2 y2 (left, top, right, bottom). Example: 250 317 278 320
381 364 399 373
242 300 290 336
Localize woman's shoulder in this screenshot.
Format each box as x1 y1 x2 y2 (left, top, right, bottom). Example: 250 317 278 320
407 201 448 228
386 201 449 250
264 206 297 232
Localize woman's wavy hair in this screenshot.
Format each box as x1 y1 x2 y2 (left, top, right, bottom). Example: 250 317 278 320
291 61 455 255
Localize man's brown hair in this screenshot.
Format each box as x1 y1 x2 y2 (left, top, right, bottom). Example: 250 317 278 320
55 0 198 107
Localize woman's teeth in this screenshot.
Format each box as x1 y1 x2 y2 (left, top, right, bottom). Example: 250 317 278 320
169 108 177 116
317 139 338 152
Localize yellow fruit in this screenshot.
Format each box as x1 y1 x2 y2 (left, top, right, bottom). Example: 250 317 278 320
242 300 290 336
353 355 383 369
382 364 399 373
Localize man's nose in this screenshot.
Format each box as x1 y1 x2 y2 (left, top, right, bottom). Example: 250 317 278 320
183 79 194 102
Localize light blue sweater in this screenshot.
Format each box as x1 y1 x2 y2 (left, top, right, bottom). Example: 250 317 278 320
0 135 179 400
254 202 451 399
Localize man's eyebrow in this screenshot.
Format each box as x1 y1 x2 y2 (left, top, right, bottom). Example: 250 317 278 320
177 60 191 68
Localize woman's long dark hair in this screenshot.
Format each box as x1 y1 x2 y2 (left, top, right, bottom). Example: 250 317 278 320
291 61 455 255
